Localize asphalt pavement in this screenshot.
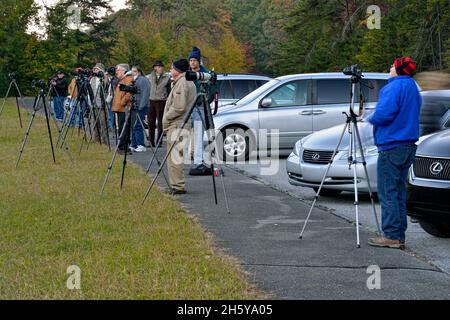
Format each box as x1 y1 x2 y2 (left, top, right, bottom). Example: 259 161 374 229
130 148 450 299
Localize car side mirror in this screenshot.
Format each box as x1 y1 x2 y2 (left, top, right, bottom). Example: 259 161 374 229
261 97 272 108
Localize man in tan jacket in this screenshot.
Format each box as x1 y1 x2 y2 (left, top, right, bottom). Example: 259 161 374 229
163 59 197 194
112 64 134 154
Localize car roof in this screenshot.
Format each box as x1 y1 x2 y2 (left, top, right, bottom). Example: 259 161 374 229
421 90 450 97
217 73 273 81
275 72 390 81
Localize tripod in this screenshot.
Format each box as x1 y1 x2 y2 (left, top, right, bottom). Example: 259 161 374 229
298 75 381 248
0 75 25 128
16 83 56 168
100 92 171 195
142 81 231 215
86 76 112 151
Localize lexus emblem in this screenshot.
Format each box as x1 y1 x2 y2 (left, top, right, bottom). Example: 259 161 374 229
312 154 321 161
430 162 444 175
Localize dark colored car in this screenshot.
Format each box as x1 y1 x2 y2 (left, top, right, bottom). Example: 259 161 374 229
407 128 450 238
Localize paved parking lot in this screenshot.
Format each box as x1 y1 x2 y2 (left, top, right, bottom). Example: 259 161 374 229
228 156 450 274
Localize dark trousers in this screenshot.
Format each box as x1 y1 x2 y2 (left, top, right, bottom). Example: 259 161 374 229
377 144 417 242
148 100 166 146
116 111 136 151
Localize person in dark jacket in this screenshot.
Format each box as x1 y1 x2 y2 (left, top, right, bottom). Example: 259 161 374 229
366 56 422 249
130 65 150 152
50 70 69 121
187 46 219 176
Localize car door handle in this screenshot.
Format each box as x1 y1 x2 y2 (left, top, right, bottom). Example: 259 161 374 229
312 110 326 115
299 111 313 116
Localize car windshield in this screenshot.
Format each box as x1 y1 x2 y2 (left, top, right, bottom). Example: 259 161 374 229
234 79 280 106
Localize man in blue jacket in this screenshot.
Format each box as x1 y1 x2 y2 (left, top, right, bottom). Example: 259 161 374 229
366 57 421 249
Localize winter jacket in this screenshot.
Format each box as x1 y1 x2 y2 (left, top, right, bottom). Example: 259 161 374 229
134 75 151 110
112 75 134 113
367 75 422 152
162 74 196 131
68 78 78 99
148 71 171 101
89 75 110 108
51 77 69 97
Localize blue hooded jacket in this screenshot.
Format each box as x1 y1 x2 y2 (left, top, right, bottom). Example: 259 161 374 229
367 75 422 152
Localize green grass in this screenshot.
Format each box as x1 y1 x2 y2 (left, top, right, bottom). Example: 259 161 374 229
0 100 261 299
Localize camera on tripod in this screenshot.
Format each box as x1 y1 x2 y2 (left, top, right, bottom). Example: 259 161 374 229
72 68 92 80
343 64 363 79
107 67 116 77
31 80 46 89
9 72 17 80
186 70 217 85
93 71 105 79
119 82 139 94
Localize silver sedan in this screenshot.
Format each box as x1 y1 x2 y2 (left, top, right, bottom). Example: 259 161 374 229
286 121 378 196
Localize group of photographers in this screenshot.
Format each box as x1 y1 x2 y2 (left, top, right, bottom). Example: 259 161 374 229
49 46 216 194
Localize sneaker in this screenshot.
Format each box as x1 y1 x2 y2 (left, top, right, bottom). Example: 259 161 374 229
189 164 212 176
134 145 147 153
368 237 405 249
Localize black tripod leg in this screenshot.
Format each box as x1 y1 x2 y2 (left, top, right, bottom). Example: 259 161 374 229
16 94 41 168
120 110 133 189
143 96 199 204
136 113 172 191
15 95 23 128
145 132 165 174
101 110 131 195
42 93 56 163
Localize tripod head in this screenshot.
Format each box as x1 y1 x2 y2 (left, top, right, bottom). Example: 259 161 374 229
9 72 17 81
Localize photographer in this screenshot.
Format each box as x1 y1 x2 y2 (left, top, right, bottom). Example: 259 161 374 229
163 59 197 194
112 64 134 155
50 70 68 121
147 60 171 147
187 46 219 176
90 63 110 143
366 57 422 249
130 65 150 153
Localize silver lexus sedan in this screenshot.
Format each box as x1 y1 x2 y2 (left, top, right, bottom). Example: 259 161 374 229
286 90 450 196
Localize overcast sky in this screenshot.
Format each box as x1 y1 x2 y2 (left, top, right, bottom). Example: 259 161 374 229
29 0 129 34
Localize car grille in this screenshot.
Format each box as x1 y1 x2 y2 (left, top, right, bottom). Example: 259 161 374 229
303 150 335 164
413 156 450 181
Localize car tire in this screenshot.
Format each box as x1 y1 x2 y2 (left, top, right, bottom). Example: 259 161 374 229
219 127 251 162
313 187 343 197
418 219 450 238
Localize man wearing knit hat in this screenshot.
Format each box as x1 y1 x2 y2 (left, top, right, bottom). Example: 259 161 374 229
188 46 219 176
366 56 422 249
163 58 197 194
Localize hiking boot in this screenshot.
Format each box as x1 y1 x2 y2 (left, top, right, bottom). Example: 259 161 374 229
171 189 186 195
189 164 212 176
368 236 405 249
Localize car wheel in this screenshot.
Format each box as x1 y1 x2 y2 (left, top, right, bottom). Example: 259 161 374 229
313 187 342 197
418 219 450 238
220 127 251 161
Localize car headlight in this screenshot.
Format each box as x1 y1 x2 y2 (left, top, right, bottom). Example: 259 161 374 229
293 139 304 157
339 145 378 160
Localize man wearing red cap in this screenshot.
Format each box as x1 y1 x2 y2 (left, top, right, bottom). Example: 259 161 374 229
367 57 422 249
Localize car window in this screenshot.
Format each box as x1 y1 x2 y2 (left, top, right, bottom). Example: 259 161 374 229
265 80 310 107
317 79 350 104
360 79 388 102
219 80 234 99
421 96 450 131
231 80 258 99
236 79 280 106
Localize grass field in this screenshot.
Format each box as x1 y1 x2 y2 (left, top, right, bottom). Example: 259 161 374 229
0 100 261 299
